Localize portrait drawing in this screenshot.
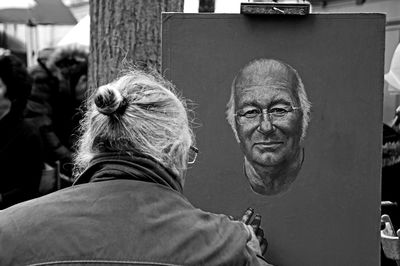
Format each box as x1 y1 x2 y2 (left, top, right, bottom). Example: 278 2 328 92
226 58 311 196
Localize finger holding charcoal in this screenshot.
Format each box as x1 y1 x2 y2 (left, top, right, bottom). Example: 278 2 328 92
240 208 269 256
240 207 255 224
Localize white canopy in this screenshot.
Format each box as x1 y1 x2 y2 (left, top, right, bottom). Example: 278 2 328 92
57 14 89 47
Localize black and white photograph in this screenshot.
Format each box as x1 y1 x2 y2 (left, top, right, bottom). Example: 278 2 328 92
0 1 399 265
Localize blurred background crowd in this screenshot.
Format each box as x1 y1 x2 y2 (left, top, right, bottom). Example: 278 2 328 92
0 43 88 208
0 0 90 208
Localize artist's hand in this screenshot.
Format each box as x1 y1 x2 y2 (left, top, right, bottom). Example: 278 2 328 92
240 207 268 256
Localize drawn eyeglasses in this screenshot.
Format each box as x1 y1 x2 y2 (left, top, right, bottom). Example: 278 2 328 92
235 105 300 125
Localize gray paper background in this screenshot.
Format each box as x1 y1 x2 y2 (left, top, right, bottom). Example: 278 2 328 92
162 13 384 266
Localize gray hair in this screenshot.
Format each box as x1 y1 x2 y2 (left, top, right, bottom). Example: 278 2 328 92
226 58 311 143
73 69 194 180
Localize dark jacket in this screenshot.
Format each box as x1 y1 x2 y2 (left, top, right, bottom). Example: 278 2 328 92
24 62 74 167
24 49 88 177
0 111 43 209
0 153 269 266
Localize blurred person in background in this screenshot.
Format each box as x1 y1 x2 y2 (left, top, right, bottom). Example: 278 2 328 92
24 44 89 184
0 48 43 209
0 69 271 266
385 43 400 134
381 42 400 266
382 43 400 227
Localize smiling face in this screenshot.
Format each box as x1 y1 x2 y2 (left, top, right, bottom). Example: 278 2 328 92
234 61 303 169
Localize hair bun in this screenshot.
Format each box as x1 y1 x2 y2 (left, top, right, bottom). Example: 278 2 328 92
94 85 126 116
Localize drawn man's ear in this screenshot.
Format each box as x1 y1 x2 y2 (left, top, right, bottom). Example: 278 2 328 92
231 119 241 143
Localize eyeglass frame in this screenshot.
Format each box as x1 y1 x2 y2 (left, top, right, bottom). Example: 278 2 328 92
188 145 199 165
234 105 301 125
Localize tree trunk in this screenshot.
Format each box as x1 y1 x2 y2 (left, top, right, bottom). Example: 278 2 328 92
89 0 184 89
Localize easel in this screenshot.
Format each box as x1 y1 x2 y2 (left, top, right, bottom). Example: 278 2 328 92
240 0 311 16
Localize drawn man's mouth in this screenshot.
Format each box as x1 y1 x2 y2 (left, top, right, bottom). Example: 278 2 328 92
254 141 284 150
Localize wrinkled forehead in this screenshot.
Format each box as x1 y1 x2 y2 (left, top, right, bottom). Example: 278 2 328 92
235 60 297 90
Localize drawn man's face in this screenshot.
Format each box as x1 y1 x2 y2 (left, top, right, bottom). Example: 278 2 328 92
234 67 303 169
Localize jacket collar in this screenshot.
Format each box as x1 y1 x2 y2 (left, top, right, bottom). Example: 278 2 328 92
73 152 183 193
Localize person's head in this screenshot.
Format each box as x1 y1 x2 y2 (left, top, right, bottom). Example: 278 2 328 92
0 48 31 119
74 69 195 184
38 47 56 63
47 44 89 101
226 58 311 169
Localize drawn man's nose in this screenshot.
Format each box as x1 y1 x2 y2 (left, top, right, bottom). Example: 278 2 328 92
258 111 274 134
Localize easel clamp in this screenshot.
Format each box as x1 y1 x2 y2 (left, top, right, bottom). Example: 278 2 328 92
240 2 311 16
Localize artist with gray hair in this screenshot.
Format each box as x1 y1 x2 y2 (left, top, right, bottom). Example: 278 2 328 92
226 58 311 196
0 69 271 265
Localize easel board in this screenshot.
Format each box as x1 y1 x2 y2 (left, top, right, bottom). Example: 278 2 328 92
162 13 384 266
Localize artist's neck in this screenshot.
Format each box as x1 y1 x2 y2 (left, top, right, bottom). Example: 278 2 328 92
244 148 303 196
